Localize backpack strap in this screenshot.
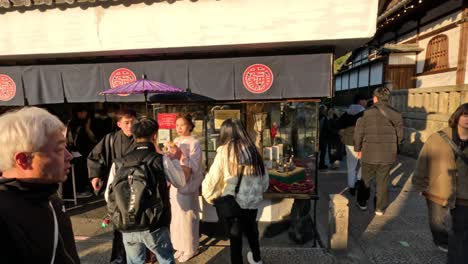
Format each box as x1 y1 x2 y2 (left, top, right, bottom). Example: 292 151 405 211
437 130 468 165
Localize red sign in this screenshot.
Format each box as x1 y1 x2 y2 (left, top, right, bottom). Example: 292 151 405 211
242 64 274 94
0 74 16 101
157 113 178 129
109 68 137 97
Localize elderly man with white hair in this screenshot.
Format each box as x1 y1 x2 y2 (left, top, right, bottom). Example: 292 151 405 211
0 107 80 264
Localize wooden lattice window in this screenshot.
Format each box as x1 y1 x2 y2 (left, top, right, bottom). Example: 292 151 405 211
423 34 449 72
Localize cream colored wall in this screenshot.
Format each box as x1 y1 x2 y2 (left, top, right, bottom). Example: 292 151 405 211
0 0 378 57
389 53 416 65
416 72 457 88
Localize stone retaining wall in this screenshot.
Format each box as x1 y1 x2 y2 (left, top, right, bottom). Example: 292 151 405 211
391 85 468 157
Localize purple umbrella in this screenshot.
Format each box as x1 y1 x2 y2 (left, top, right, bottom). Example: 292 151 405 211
101 78 184 114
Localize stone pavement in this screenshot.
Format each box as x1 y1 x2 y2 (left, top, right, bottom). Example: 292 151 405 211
315 155 446 264
69 154 445 263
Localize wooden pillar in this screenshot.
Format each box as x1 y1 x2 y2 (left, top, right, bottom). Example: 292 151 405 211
456 1 468 85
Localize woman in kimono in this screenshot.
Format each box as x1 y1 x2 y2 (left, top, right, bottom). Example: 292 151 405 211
170 113 203 262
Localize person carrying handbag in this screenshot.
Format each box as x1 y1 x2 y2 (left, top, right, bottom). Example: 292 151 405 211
202 118 269 264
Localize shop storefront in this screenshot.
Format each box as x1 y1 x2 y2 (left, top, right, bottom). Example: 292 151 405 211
0 52 331 244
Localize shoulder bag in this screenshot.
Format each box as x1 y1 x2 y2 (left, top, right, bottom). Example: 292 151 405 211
376 105 401 154
213 165 244 220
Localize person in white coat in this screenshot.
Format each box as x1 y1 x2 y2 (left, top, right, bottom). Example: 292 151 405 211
202 118 269 264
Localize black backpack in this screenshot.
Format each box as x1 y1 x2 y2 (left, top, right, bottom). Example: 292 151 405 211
107 153 163 231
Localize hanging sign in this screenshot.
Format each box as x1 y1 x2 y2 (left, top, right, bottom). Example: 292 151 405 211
242 64 274 94
157 113 178 129
109 68 137 96
0 74 16 101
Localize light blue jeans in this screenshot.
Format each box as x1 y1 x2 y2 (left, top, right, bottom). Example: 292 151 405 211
122 227 175 264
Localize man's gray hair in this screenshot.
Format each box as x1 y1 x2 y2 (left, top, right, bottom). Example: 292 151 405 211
373 87 391 102
0 107 65 171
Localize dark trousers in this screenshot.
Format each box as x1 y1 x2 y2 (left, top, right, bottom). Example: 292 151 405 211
319 139 328 167
357 163 392 211
426 199 449 247
226 209 261 264
448 204 468 264
111 230 127 264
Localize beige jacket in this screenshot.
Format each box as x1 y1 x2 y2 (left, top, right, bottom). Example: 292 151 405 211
202 144 269 209
412 127 468 208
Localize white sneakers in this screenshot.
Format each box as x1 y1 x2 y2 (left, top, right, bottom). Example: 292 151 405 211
247 251 263 264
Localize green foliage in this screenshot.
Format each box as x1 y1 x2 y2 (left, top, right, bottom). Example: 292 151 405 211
333 52 351 74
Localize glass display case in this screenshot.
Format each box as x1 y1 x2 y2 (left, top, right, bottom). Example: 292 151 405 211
152 101 319 198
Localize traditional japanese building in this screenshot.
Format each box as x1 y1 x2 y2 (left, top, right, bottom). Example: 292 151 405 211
0 0 379 226
334 0 468 156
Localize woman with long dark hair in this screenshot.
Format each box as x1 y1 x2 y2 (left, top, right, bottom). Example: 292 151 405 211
202 118 269 264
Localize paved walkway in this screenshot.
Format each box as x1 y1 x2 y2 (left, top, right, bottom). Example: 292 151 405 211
70 155 445 263
315 155 446 264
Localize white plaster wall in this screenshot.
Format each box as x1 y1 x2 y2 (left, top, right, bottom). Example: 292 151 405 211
416 26 460 74
416 72 457 88
389 53 416 65
0 0 378 57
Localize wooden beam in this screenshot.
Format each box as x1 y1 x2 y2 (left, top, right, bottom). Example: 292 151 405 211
415 67 457 77
456 0 468 85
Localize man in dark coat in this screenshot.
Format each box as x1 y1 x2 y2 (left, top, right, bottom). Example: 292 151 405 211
354 87 403 215
87 109 137 264
0 107 80 264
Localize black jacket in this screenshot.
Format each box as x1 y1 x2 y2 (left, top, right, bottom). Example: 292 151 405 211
338 110 364 146
354 102 403 164
0 178 80 264
87 130 135 181
110 142 171 231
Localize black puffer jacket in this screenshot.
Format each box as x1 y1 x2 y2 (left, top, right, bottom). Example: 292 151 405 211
0 178 80 264
354 102 404 165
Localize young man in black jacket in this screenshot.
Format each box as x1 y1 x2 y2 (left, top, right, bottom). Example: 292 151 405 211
105 118 175 264
0 107 79 264
87 109 137 264
354 87 403 216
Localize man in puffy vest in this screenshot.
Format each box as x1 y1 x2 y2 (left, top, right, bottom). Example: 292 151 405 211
106 117 174 264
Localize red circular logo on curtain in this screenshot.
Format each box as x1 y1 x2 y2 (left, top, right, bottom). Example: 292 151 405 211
109 68 137 97
242 64 274 94
0 74 16 101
